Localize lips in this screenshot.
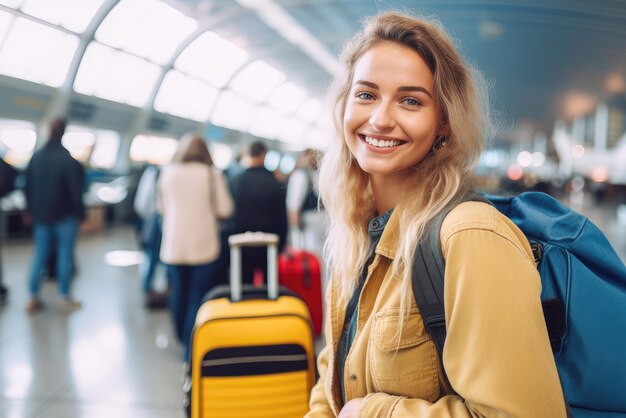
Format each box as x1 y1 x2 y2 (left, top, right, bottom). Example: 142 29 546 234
358 134 406 149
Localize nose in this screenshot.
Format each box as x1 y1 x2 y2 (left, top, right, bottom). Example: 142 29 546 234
368 101 395 131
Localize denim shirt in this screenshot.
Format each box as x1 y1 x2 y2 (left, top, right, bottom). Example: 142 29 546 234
337 208 393 405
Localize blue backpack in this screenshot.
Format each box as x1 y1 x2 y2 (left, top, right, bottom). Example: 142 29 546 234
412 192 626 417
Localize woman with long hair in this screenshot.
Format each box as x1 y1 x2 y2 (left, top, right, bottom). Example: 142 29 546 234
306 12 566 417
158 133 233 363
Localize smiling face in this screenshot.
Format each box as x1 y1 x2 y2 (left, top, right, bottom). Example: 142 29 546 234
343 41 446 183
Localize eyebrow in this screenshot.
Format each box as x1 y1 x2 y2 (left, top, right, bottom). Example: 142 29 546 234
354 80 433 98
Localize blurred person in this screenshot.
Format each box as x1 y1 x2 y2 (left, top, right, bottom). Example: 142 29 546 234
286 149 327 260
230 141 288 283
0 149 18 302
133 163 165 308
24 118 85 313
306 12 566 418
157 133 233 362
225 147 246 181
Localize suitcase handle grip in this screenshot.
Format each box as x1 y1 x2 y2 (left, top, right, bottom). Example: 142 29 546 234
228 232 279 247
229 232 279 302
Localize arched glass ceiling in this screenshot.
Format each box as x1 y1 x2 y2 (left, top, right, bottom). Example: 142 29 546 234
229 60 286 103
0 0 328 149
0 13 78 87
63 125 121 169
306 128 332 149
0 118 37 166
74 42 161 107
210 91 254 132
295 98 323 123
129 134 177 165
249 106 285 139
175 31 248 88
20 0 106 33
265 81 307 115
95 0 197 65
0 0 22 8
154 70 219 122
278 118 307 145
0 11 13 46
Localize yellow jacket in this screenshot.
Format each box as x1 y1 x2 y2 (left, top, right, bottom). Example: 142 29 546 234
306 202 567 417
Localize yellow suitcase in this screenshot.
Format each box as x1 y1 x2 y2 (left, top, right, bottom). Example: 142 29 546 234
190 232 316 418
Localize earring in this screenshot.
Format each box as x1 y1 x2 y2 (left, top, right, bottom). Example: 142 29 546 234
432 135 449 151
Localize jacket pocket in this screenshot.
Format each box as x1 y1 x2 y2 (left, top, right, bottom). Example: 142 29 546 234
370 306 440 401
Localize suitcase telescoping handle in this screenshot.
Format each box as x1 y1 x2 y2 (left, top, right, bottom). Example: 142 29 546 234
228 232 279 302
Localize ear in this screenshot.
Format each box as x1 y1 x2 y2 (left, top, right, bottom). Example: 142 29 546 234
438 121 450 138
438 109 450 137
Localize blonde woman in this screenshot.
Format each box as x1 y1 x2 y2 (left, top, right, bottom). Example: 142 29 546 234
306 12 567 418
158 134 233 362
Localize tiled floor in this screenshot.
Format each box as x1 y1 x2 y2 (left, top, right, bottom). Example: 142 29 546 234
1 226 186 418
0 194 624 418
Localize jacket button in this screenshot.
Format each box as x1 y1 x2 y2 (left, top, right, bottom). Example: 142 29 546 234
371 220 379 229
349 374 357 381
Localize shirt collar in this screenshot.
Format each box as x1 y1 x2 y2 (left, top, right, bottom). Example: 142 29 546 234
374 207 402 259
367 208 393 239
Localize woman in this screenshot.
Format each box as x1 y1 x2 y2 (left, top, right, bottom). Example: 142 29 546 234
306 12 567 418
158 134 233 362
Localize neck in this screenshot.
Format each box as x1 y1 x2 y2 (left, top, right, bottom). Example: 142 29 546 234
248 157 265 168
370 172 413 215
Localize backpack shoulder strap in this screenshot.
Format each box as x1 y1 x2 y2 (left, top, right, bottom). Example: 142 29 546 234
412 193 490 351
411 193 491 378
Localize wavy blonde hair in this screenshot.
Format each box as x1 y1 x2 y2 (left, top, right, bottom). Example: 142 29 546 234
319 12 493 315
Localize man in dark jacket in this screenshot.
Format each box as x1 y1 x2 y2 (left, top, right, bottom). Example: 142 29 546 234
230 141 287 284
24 118 85 313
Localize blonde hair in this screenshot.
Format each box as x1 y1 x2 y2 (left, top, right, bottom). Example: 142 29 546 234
319 12 493 316
173 133 214 167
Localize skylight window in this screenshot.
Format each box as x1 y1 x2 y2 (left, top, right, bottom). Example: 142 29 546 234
96 0 197 65
129 134 178 165
74 42 160 107
62 130 96 162
295 98 322 123
154 70 219 122
265 82 307 115
229 60 286 103
89 130 120 169
249 106 285 139
210 91 254 131
0 17 78 87
62 125 120 169
209 143 233 170
306 128 332 150
278 118 307 145
0 11 13 46
176 31 248 88
21 0 107 33
0 1 24 8
0 120 37 167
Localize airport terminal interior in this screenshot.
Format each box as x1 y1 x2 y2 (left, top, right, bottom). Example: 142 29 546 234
1 0 626 417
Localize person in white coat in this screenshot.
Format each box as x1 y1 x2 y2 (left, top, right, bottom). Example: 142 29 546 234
158 133 233 362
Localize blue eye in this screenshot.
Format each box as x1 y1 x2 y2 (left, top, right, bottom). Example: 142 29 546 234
403 97 422 106
356 92 375 100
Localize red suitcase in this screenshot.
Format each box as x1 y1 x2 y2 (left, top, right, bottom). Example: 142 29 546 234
279 248 323 336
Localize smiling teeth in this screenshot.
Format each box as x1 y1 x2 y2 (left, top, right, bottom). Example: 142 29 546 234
364 136 402 148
